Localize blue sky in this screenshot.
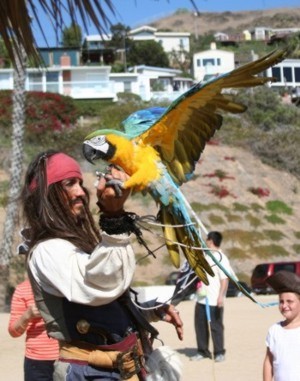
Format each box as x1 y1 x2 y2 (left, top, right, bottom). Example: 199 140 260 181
33 0 300 47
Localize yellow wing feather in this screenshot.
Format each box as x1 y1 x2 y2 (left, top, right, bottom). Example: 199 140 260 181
139 47 290 185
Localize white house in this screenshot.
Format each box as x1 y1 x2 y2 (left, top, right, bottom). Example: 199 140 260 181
265 58 300 94
127 65 193 101
214 32 229 41
249 27 273 41
129 25 190 54
193 43 235 82
0 64 192 102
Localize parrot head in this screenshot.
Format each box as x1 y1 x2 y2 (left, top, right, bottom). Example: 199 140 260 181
82 129 130 164
83 132 116 164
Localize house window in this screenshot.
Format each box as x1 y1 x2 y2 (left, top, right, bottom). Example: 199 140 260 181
28 72 43 91
124 81 132 92
217 58 221 65
0 73 10 87
283 67 292 83
197 59 201 67
28 72 42 83
295 67 300 82
46 71 59 93
271 67 281 82
46 72 59 82
203 58 214 66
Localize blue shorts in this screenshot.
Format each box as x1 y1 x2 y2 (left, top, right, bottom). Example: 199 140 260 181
53 360 121 381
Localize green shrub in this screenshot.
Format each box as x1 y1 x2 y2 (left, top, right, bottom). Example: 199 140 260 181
116 92 143 105
250 203 265 212
0 179 9 207
245 214 263 227
265 214 286 224
190 202 229 213
266 200 293 215
233 202 249 212
227 247 249 259
294 231 300 239
254 244 289 258
263 230 286 241
74 99 113 117
292 244 300 253
225 213 242 223
208 213 225 225
224 229 264 246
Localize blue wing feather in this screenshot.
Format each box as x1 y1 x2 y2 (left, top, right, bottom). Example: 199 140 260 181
122 107 167 138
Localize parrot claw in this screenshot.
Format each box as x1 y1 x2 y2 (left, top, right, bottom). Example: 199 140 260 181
105 178 124 198
95 170 105 179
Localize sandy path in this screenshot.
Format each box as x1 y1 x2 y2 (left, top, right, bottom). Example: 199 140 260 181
0 294 280 381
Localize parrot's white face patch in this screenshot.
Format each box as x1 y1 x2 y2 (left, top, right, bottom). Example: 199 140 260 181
85 136 109 154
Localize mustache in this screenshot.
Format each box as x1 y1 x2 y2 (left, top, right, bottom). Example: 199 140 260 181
69 196 87 206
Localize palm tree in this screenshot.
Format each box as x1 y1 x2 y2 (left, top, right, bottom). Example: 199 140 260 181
0 0 115 311
0 0 198 311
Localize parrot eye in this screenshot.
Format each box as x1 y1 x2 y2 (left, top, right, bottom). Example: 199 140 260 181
92 136 105 145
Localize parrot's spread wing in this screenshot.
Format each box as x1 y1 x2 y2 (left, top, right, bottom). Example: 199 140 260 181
133 47 290 185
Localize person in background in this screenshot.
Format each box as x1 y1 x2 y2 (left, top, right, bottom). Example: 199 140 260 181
190 231 233 363
8 278 59 381
263 271 300 381
21 150 183 381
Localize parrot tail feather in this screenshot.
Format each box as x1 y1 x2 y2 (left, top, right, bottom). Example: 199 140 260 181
158 207 214 284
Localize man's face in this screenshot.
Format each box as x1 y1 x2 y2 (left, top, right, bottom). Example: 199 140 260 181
206 238 213 249
61 177 87 216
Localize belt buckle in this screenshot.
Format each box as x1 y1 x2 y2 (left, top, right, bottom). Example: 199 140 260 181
116 344 142 380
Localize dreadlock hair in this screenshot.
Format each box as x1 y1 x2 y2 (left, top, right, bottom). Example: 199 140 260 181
21 150 101 253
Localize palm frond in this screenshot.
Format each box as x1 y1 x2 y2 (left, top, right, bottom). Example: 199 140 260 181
0 0 115 66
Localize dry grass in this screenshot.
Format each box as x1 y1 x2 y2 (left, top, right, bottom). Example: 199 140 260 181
151 7 300 35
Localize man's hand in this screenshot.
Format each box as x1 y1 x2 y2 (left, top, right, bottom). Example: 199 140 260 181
96 166 130 215
157 304 184 341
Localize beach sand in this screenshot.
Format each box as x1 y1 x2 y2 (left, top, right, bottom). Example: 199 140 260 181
0 294 280 381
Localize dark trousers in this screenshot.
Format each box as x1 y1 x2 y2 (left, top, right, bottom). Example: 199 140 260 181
24 357 55 381
194 302 225 358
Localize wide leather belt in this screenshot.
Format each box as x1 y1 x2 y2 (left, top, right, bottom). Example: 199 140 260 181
59 333 145 381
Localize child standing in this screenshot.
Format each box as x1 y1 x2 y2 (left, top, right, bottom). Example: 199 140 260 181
263 270 300 381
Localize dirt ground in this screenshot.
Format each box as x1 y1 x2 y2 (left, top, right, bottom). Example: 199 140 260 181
0 294 281 381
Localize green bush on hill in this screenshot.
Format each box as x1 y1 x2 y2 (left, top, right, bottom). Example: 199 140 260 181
218 87 300 178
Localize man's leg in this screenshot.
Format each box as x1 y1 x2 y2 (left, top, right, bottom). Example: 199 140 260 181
210 306 225 357
194 303 211 358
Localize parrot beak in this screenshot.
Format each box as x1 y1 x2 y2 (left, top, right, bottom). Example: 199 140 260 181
82 142 102 164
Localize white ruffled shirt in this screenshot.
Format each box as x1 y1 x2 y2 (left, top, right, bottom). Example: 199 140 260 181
28 233 136 306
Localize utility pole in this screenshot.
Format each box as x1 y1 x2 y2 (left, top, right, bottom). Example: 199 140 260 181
123 32 127 72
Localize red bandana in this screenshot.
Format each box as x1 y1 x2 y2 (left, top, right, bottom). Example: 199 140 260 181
30 153 83 190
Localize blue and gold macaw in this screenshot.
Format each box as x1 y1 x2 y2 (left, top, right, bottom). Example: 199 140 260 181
82 47 289 286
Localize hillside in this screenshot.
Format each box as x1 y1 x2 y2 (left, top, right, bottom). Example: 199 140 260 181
1 141 299 288
149 7 300 35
